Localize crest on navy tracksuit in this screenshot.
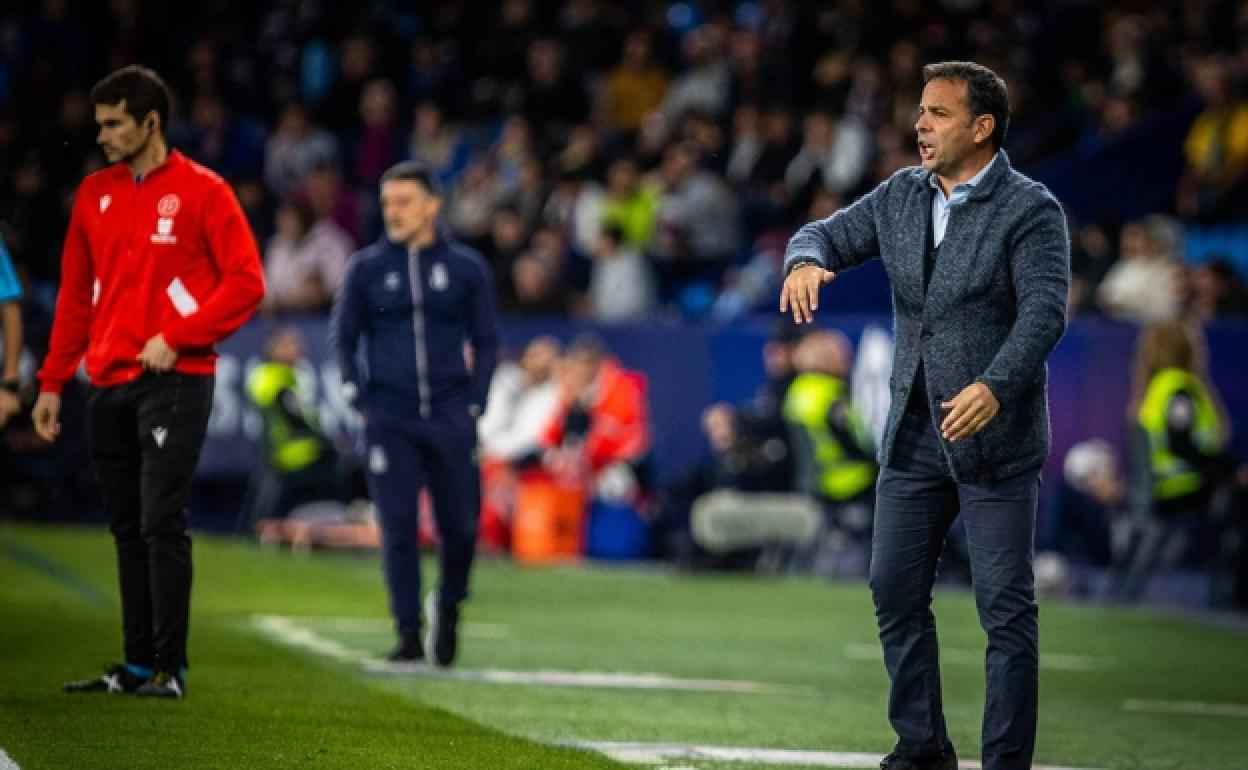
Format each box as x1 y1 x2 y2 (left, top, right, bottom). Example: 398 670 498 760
429 262 449 291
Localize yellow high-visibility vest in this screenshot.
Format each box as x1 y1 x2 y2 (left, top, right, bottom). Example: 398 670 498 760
783 373 876 501
1138 367 1224 501
246 362 323 473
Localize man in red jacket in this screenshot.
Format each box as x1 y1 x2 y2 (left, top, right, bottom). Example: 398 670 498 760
32 66 265 699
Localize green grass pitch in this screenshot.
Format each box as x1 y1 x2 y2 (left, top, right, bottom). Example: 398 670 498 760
1 523 1246 769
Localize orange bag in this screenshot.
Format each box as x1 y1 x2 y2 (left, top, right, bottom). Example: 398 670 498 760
511 473 585 564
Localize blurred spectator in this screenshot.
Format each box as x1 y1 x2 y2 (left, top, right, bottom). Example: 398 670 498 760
588 224 656 321
725 104 763 186
484 205 531 299
446 158 507 248
264 103 338 200
263 197 354 314
406 36 462 109
733 105 800 231
2 152 65 286
1097 215 1185 322
542 165 605 258
352 79 402 188
1043 440 1126 571
731 320 802 494
517 39 589 153
319 34 379 131
234 177 276 249
541 335 649 493
660 26 732 129
504 153 548 227
1067 216 1119 317
506 252 569 316
1178 56 1248 223
652 402 776 569
652 142 739 294
493 116 537 189
169 92 265 181
301 162 364 245
405 100 471 187
40 90 97 189
600 155 660 250
602 30 669 135
478 335 565 551
784 109 871 199
1187 259 1248 321
480 336 562 464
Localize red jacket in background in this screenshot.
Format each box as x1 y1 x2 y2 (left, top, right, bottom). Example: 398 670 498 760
543 357 650 471
38 150 265 393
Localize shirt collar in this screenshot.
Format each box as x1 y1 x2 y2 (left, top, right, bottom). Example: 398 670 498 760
928 152 997 197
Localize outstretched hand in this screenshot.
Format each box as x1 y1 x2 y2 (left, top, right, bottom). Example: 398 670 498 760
779 264 837 324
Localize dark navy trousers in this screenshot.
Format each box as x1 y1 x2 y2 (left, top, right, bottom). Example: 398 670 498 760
363 401 480 636
870 404 1040 770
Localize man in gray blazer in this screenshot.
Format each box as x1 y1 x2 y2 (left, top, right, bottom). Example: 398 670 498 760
781 62 1070 770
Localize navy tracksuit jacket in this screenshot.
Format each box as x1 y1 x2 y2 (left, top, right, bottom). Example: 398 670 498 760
331 231 499 632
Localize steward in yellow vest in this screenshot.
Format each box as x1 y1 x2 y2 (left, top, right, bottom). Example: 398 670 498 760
1137 366 1226 506
782 331 877 507
242 328 337 527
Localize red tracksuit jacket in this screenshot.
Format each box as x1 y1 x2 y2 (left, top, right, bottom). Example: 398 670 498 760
38 150 265 393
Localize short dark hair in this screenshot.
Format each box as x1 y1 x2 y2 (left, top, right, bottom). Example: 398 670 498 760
380 160 443 197
922 61 1010 150
90 65 172 134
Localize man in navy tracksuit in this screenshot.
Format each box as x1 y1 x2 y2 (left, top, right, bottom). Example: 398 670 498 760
331 161 499 666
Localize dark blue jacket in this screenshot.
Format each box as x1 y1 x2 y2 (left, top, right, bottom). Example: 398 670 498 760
331 231 500 419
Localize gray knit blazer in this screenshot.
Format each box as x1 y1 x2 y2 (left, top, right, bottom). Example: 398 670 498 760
784 151 1070 483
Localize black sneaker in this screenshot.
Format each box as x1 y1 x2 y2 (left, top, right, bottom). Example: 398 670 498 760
63 663 149 694
135 670 185 699
879 750 957 770
424 591 459 667
385 632 424 663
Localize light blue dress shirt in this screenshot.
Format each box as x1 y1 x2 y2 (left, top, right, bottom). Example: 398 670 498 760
929 154 997 247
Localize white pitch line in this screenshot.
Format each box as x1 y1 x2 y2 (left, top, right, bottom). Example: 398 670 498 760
365 660 815 695
272 615 513 639
570 741 1103 770
252 614 814 695
844 643 1109 671
1123 698 1248 718
251 614 371 665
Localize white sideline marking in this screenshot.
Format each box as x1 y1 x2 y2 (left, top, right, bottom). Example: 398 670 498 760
275 615 513 639
252 614 814 695
570 741 1103 770
0 749 22 770
252 615 371 664
845 643 1109 671
1123 698 1248 718
367 660 814 695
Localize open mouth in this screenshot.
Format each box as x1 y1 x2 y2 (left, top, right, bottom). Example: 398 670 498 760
917 140 935 161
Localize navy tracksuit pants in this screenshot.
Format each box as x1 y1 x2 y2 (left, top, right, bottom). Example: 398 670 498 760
363 402 480 636
871 400 1040 770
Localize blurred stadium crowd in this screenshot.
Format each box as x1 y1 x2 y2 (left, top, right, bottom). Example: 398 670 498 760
2 0 1248 326
2 0 1248 605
